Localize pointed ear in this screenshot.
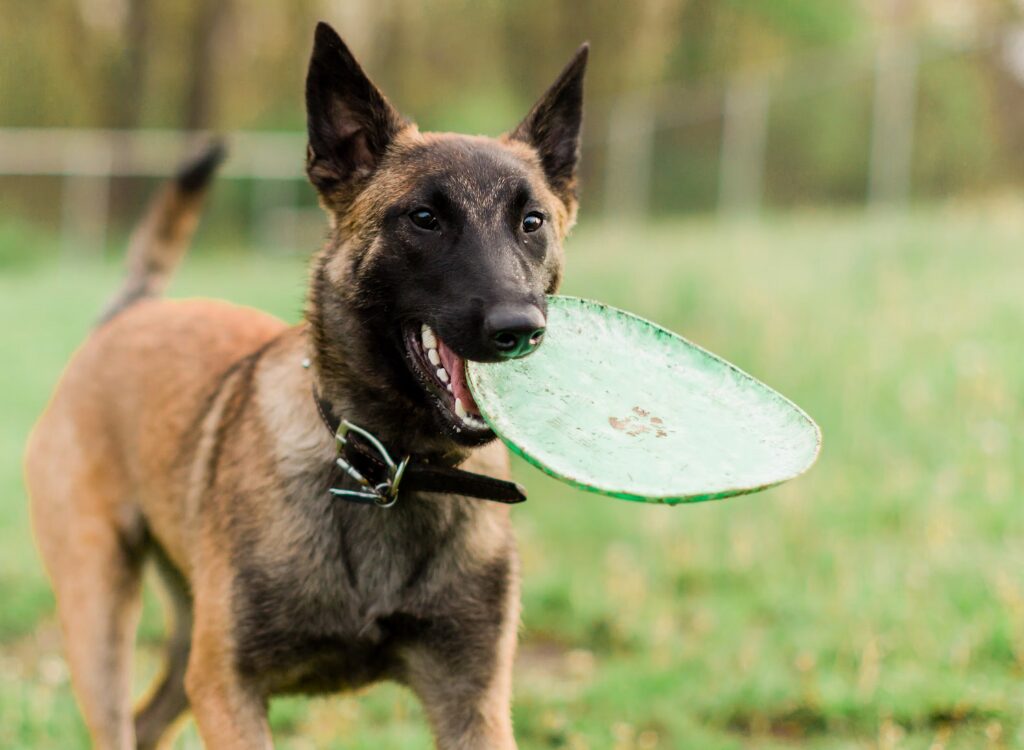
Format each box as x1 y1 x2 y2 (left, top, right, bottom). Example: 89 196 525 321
305 22 406 200
510 43 589 205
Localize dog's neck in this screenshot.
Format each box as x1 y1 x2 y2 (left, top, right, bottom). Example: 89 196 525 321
304 297 468 464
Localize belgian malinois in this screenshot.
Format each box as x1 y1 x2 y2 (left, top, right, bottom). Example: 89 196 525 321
25 21 586 750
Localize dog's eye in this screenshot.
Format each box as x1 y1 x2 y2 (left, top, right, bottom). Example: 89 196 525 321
522 212 544 233
409 208 440 231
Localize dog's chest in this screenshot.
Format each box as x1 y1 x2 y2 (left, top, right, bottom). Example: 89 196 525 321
229 491 510 695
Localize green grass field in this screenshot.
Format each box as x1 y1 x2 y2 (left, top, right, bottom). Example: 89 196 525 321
1 210 1022 749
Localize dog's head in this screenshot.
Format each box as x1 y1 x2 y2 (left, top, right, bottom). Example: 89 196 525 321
305 22 586 449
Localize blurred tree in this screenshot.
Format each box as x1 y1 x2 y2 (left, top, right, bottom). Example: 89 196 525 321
106 0 151 130
183 0 233 130
978 0 1024 181
106 0 152 221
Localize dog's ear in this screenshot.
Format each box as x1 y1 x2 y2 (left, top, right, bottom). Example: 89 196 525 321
305 22 406 201
510 43 589 206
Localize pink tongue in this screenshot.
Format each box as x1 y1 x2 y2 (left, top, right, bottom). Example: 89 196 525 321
436 338 480 414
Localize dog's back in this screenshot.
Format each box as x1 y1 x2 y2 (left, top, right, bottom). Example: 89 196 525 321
27 144 289 557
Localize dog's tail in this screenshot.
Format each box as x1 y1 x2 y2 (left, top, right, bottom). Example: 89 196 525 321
98 140 227 325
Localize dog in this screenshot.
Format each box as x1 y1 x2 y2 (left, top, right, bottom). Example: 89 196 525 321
24 21 587 750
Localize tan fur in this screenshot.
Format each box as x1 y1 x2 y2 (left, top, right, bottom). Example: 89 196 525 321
25 299 270 746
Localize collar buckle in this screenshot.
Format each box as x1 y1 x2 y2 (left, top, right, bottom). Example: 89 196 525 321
329 419 411 508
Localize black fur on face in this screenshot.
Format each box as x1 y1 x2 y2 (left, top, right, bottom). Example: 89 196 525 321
304 22 587 453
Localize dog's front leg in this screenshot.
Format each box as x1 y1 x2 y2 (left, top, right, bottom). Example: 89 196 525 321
405 633 518 750
404 582 520 750
185 569 273 749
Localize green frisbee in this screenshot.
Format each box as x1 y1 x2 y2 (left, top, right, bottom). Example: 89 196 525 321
466 296 821 504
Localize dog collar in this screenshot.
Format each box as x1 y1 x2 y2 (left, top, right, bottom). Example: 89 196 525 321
313 391 526 508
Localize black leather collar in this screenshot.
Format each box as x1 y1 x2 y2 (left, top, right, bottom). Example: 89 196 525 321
314 391 526 506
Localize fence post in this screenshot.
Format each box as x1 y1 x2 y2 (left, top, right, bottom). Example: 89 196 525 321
718 73 770 218
868 35 918 209
604 92 656 222
60 134 113 259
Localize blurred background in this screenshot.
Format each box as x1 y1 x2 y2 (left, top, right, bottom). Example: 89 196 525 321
2 1 1024 748
8 0 1024 251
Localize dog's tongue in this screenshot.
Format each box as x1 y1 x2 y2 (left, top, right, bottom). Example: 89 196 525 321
436 338 480 415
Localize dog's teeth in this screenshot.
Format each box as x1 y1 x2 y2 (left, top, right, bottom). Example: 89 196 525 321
436 368 449 383
421 325 437 350
446 383 453 393
458 410 487 430
427 348 440 366
455 398 467 419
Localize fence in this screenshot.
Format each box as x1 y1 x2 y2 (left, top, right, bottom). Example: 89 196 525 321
0 27 1016 255
0 129 307 256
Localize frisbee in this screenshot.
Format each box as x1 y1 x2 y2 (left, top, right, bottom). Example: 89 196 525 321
465 296 821 504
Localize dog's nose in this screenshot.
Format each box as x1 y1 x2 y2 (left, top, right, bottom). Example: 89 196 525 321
484 304 546 360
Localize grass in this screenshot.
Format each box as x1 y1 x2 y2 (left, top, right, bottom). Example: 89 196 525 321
1 209 1023 749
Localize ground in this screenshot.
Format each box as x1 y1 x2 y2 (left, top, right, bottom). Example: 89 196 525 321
0 211 1022 749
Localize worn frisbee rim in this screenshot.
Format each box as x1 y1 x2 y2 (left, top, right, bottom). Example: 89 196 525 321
466 295 822 505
